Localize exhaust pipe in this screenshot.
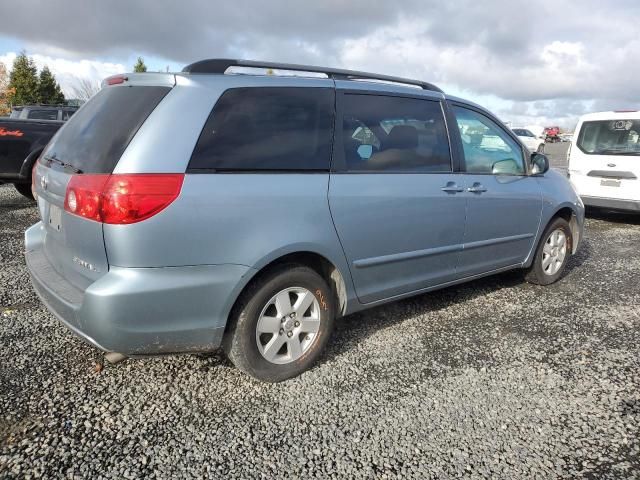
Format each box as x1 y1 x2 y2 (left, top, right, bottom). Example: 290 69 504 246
104 352 128 364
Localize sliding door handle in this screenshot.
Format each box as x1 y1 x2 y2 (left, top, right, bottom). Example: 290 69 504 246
441 182 464 193
467 183 487 193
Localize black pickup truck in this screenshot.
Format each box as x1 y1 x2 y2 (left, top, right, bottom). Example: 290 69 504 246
0 115 66 199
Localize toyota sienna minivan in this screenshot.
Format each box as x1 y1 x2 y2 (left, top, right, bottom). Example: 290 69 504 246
569 111 640 212
26 59 584 381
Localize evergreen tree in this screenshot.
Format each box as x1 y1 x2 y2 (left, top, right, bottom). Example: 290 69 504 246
8 51 39 105
133 57 147 73
37 66 65 104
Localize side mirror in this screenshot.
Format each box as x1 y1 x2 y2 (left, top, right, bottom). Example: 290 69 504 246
531 152 550 175
492 158 520 175
357 144 373 160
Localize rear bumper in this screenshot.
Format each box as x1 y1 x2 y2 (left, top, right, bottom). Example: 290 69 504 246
25 222 252 355
582 196 640 212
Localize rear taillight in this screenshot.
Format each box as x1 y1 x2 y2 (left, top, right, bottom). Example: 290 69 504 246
64 174 184 224
64 174 110 221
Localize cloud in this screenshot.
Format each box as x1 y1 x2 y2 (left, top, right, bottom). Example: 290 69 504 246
1 0 639 127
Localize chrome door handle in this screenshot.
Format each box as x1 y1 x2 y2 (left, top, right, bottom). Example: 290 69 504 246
467 183 487 193
441 183 464 193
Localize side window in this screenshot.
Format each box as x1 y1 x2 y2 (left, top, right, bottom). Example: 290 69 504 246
189 87 334 171
341 94 451 172
27 109 58 121
351 122 380 149
453 106 525 175
62 110 76 121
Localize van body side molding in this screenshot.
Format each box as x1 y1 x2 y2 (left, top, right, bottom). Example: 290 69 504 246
353 233 534 269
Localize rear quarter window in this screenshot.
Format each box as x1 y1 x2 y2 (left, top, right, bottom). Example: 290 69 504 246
188 87 335 171
42 86 170 174
28 110 59 121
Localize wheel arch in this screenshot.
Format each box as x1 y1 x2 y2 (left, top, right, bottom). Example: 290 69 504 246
224 248 353 334
525 203 582 267
550 205 580 254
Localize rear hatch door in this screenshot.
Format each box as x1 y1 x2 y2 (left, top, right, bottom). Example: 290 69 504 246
33 81 173 290
571 118 640 200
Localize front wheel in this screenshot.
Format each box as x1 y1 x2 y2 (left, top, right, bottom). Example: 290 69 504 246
223 264 335 382
525 217 572 285
14 182 34 200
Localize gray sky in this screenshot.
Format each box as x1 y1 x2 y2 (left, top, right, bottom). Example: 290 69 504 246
1 0 639 129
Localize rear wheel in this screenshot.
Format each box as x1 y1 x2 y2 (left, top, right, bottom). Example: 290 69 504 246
14 182 34 200
537 143 545 153
525 217 572 285
223 264 335 382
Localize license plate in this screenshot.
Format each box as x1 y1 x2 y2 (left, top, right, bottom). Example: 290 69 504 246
48 204 62 232
600 179 621 187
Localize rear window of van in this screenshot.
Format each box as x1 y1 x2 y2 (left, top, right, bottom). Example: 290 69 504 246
42 86 170 173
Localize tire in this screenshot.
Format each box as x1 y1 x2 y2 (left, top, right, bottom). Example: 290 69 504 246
537 143 545 154
14 182 34 200
223 264 335 382
525 217 572 285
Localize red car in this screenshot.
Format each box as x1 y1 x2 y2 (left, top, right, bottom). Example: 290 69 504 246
544 126 561 142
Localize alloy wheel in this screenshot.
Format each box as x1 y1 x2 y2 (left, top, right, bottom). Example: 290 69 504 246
542 229 567 276
255 287 321 364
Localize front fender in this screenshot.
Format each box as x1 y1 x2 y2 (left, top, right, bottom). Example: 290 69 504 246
524 170 585 266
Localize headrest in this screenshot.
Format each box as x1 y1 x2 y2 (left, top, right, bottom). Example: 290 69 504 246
386 125 418 150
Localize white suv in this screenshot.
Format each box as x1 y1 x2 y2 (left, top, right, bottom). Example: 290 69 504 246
569 111 640 212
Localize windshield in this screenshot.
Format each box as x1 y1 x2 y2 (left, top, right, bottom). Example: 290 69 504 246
577 119 640 156
513 128 533 137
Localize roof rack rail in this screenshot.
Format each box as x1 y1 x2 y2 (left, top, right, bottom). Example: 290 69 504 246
12 103 76 108
182 59 443 93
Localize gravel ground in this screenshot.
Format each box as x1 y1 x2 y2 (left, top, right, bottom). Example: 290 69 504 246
1 159 640 478
546 141 570 172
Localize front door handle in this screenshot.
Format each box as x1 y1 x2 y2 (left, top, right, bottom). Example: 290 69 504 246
441 182 464 193
467 183 487 193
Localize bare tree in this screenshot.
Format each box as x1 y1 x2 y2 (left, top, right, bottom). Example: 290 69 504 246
0 63 12 115
68 76 101 102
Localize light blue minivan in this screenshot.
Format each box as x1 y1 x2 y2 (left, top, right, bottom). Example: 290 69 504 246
26 60 584 381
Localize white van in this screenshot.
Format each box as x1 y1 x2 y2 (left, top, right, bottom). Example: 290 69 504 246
569 111 640 212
